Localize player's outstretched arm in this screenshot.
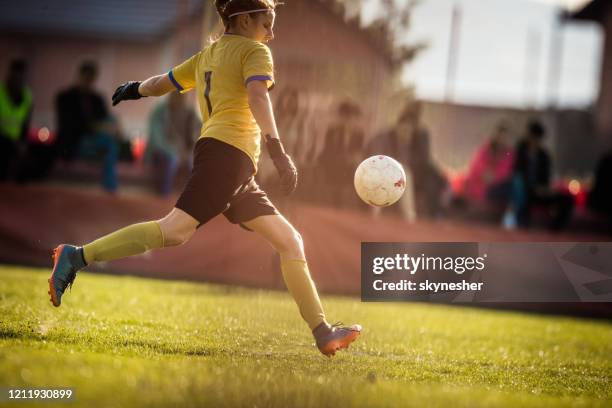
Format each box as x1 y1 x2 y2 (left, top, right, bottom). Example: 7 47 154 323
247 80 297 195
112 74 175 106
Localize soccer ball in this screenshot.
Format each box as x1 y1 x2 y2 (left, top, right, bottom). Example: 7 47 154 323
354 155 406 207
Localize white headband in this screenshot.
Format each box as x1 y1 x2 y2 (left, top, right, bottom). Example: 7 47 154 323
228 8 271 19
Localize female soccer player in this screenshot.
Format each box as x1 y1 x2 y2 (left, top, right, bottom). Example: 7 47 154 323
48 0 361 357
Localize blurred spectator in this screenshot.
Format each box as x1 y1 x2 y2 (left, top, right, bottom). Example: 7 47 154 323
403 102 448 219
588 148 612 222
146 92 199 196
0 59 32 180
367 119 404 160
259 87 306 196
275 88 303 158
512 120 574 230
464 121 514 206
318 100 364 207
367 104 417 221
342 108 366 208
55 61 119 192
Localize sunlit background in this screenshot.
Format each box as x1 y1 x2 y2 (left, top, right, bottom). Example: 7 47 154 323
360 0 600 108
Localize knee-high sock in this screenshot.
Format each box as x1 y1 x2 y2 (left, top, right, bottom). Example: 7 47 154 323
82 221 164 264
281 259 326 330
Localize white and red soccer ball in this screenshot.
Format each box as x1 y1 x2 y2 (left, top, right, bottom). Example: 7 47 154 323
354 155 406 207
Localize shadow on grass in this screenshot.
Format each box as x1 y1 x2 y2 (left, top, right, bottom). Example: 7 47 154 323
0 326 217 357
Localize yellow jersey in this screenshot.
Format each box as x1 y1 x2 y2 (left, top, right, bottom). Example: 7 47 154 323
169 33 275 171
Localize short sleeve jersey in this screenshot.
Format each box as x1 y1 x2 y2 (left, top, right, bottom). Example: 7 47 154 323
169 34 275 171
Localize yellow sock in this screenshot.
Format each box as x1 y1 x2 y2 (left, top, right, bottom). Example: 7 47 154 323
82 221 164 264
281 259 326 330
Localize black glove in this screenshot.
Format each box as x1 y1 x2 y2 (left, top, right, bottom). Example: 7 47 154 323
264 134 298 195
112 81 145 106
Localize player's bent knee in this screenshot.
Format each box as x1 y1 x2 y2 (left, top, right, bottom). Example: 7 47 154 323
163 233 189 247
158 208 198 247
293 231 304 250
278 230 304 258
162 227 195 247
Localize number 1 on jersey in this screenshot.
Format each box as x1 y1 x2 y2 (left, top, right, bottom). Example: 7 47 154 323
204 71 213 116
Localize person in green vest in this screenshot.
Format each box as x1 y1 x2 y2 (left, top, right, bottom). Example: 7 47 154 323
145 91 199 195
0 59 32 180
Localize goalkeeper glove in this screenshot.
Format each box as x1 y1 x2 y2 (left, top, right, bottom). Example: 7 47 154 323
265 134 298 195
112 81 145 106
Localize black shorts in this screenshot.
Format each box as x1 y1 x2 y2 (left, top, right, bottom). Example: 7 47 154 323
176 137 279 228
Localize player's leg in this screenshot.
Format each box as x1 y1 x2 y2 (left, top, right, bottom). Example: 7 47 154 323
242 214 361 356
49 138 252 307
242 214 324 326
49 208 198 307
83 207 198 262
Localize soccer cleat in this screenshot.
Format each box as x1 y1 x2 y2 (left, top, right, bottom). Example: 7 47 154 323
313 322 362 357
48 244 86 307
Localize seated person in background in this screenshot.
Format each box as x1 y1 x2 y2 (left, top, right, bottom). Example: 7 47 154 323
512 120 573 230
258 87 304 196
0 59 32 181
588 147 612 224
146 91 199 196
317 100 361 207
405 102 448 219
367 104 419 221
464 121 514 206
55 61 119 192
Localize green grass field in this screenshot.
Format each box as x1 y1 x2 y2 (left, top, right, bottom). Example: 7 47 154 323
0 265 610 408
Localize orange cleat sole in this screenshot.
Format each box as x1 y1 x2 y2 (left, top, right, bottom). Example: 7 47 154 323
48 245 65 307
320 330 360 357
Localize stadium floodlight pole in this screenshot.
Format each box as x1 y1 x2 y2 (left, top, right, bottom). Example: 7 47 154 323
546 8 567 174
523 27 543 110
444 3 462 103
546 8 566 110
442 2 462 168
